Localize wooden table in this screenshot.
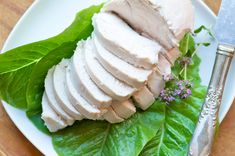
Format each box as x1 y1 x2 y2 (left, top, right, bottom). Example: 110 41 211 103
0 0 234 155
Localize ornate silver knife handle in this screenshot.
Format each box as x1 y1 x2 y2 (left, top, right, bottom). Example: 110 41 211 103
188 44 235 156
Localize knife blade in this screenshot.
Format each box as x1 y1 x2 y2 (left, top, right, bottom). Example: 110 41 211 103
188 0 235 156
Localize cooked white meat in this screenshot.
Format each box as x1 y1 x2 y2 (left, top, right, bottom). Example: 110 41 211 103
93 35 152 89
41 93 67 132
163 47 181 65
84 39 136 101
103 0 177 50
153 0 194 40
157 53 172 77
42 0 195 131
53 59 84 120
103 107 124 123
111 100 136 119
44 68 75 125
93 12 162 69
65 65 106 120
72 41 112 108
147 69 166 98
133 86 155 110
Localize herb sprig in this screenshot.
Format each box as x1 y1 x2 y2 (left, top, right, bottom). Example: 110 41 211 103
159 25 214 104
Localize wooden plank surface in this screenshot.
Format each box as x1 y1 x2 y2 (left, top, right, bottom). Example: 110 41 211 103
0 0 234 155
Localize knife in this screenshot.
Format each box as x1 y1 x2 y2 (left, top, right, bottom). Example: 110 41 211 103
188 0 235 155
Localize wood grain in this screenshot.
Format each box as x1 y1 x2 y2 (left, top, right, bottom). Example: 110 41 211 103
0 1 42 155
0 0 234 156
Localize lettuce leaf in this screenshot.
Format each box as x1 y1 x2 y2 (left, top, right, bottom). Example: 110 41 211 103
0 4 103 110
139 55 207 156
52 103 165 156
26 42 77 116
139 87 206 156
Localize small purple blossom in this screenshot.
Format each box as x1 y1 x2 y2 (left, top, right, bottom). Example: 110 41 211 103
176 80 193 99
159 80 193 104
163 74 174 82
187 89 192 94
173 89 182 96
159 89 175 105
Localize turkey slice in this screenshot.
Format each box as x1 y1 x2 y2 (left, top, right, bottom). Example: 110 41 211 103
72 41 112 108
103 107 124 123
111 100 136 119
44 67 75 125
84 39 136 101
53 59 83 120
93 35 152 89
41 93 67 132
103 0 177 50
93 12 162 69
65 65 106 120
133 86 155 110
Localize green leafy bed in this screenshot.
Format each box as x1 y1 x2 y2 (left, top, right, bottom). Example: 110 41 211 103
0 4 209 156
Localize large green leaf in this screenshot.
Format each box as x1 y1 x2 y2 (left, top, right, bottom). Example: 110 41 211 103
139 87 206 156
139 55 207 156
0 66 33 108
0 4 103 109
0 5 103 74
26 42 77 116
28 112 50 135
52 103 165 156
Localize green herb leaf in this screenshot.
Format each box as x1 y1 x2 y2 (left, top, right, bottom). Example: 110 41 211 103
197 42 211 47
194 25 215 39
179 33 196 56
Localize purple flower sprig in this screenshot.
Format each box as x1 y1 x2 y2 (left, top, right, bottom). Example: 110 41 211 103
175 80 193 99
159 80 193 104
159 88 176 105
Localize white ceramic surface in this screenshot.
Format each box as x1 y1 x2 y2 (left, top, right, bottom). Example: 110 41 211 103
1 0 234 155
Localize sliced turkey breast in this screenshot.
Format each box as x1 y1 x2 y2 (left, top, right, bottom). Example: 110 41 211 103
103 0 177 50
84 39 136 101
153 0 194 40
93 35 152 89
72 41 112 108
41 93 67 132
163 47 181 65
53 59 83 120
111 100 136 119
133 86 155 110
44 68 75 125
147 69 165 98
92 12 162 69
157 53 172 77
103 107 124 123
65 65 106 120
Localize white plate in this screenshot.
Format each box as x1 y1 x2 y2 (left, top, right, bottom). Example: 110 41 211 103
1 0 235 155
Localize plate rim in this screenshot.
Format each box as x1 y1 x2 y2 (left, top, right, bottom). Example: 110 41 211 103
2 0 230 155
